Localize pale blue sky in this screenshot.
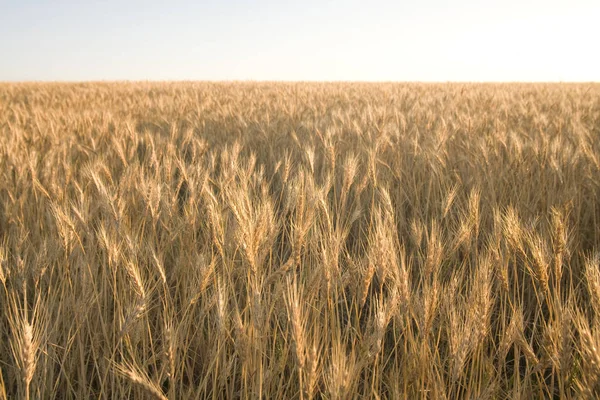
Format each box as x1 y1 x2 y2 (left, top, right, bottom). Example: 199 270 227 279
1 0 598 81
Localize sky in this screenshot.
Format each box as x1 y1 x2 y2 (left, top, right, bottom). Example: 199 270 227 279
0 0 599 82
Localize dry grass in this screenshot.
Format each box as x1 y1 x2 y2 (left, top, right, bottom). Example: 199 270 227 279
0 82 599 398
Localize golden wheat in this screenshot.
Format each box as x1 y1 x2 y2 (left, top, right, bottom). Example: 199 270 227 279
0 82 599 398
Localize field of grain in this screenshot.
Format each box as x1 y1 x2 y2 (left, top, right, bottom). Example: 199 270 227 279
0 82 599 398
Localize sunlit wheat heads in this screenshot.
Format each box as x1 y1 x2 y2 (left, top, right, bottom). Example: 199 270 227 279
0 82 599 398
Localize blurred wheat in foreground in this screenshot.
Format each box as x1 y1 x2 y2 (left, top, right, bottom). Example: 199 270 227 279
0 82 599 399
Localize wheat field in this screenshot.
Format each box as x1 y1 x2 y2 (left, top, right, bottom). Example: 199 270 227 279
0 82 599 399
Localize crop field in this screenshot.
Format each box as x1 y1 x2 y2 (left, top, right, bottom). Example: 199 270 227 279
0 82 600 399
